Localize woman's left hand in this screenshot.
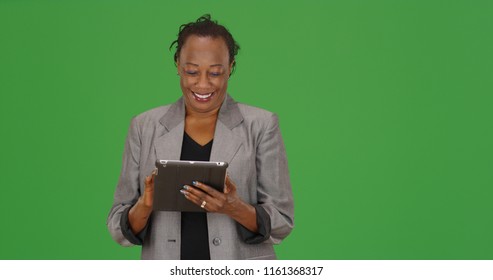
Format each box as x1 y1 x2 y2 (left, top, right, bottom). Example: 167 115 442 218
181 174 240 216
182 174 258 232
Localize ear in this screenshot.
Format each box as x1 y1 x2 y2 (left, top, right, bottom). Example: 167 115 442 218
229 60 235 76
176 58 181 75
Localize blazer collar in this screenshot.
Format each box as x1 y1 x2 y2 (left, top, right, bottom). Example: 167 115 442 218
155 94 244 164
158 93 243 132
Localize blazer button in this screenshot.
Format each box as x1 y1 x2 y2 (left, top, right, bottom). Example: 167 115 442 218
212 237 221 246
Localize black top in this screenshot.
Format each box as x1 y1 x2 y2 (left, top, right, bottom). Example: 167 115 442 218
179 132 213 260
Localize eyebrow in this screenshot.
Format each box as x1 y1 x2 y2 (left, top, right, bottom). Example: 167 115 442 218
185 62 224 67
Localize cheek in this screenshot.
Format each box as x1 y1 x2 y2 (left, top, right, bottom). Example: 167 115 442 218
215 78 229 90
180 77 193 89
179 75 228 91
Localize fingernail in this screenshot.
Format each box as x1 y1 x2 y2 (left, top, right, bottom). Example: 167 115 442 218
192 181 197 186
180 189 187 195
182 185 188 190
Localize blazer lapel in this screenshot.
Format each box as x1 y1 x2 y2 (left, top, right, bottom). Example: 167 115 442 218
154 97 185 160
210 94 244 164
154 94 244 164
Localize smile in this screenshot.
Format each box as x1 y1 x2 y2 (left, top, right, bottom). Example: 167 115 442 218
192 91 214 102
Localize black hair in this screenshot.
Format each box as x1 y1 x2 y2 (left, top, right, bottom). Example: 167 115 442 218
169 14 240 74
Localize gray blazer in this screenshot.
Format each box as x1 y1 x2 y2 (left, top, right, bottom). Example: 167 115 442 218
107 94 294 259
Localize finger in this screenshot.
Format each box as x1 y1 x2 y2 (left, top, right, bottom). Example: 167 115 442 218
182 185 212 202
145 175 151 187
225 175 237 193
150 168 158 184
182 185 223 210
224 175 229 193
192 181 224 198
181 188 215 211
142 174 155 208
145 173 155 192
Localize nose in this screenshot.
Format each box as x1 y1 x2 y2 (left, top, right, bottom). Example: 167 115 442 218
196 72 211 88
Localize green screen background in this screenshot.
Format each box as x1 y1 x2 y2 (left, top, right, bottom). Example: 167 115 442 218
1 0 492 259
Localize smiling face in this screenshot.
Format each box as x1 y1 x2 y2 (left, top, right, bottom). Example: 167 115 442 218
177 35 233 115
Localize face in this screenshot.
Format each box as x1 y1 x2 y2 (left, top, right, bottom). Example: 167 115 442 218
177 35 233 115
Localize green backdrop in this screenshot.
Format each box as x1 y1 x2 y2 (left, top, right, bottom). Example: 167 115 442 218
1 0 492 259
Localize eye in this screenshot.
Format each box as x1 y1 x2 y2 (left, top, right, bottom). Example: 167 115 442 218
185 70 198 75
210 72 222 77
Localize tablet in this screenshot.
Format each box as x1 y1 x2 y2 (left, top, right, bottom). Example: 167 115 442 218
153 160 228 212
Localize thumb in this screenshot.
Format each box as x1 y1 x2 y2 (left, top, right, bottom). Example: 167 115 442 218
145 170 156 192
224 174 236 194
151 168 157 182
224 174 230 194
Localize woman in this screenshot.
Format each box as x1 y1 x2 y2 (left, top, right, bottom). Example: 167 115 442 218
107 15 294 260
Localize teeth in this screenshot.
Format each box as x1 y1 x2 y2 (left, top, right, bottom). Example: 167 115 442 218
193 92 213 99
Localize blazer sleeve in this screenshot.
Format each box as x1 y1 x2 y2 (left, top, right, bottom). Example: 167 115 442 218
106 117 148 246
254 113 295 244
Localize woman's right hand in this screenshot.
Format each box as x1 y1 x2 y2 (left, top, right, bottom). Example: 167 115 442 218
139 169 157 209
129 169 156 235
